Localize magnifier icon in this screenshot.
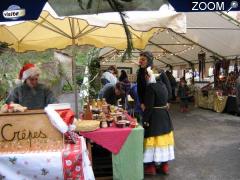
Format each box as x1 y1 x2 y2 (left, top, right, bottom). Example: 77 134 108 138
227 1 239 12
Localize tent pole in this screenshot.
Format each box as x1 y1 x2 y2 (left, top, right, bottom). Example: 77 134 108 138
71 18 79 119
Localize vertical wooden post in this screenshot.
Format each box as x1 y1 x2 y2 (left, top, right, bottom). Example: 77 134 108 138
71 18 79 119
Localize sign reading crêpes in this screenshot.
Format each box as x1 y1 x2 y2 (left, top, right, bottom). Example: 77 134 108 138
0 110 63 153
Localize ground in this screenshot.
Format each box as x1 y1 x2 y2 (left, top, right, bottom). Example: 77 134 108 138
145 103 240 180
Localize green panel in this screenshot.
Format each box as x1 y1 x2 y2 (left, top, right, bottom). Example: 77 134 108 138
112 126 144 180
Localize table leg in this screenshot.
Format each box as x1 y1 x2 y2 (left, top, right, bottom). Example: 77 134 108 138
87 140 93 165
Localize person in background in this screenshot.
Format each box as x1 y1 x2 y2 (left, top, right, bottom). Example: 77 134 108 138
177 78 190 112
143 67 175 175
166 70 177 101
188 78 196 103
119 70 131 94
137 51 154 112
98 82 125 106
129 83 143 124
119 70 128 82
119 70 131 108
100 65 118 86
236 75 240 116
6 63 57 109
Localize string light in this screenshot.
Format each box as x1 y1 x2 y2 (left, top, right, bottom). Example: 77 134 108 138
151 29 195 59
102 29 196 62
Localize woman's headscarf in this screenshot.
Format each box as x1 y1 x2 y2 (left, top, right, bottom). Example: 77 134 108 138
140 51 153 67
146 67 156 84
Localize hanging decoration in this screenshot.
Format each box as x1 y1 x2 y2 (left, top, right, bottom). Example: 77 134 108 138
198 50 206 81
234 59 239 77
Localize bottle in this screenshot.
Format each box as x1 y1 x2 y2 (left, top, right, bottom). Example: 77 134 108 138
89 99 93 110
92 99 97 109
101 98 109 114
83 103 93 120
102 98 107 105
100 120 108 128
97 99 102 109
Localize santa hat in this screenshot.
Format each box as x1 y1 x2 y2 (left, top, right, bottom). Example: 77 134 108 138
44 104 75 134
19 63 41 81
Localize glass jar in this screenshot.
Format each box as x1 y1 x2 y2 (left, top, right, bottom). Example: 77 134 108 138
92 99 97 109
97 99 102 109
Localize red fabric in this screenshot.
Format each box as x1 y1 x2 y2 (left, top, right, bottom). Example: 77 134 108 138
19 63 35 79
80 127 132 154
56 109 75 125
62 137 84 180
124 112 135 123
124 112 138 128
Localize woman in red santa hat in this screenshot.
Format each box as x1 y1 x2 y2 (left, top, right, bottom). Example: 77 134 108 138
6 63 57 109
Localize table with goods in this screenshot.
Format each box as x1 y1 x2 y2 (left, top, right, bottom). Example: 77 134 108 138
74 98 144 180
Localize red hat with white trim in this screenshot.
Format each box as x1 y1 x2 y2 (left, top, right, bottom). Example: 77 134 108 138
19 63 41 81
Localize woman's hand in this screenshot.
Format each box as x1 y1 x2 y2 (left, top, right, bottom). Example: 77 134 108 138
141 103 145 111
166 103 170 110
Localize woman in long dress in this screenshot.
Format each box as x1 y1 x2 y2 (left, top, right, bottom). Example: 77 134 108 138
143 67 175 175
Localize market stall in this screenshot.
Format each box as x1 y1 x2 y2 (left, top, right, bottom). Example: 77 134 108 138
80 119 144 180
0 136 94 180
195 89 215 110
0 108 95 180
194 58 239 115
74 99 144 179
195 88 238 114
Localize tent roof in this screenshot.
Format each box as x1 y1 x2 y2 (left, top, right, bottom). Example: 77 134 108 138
149 11 240 67
185 12 240 58
101 11 240 68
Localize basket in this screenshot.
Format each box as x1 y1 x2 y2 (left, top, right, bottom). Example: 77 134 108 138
74 120 100 132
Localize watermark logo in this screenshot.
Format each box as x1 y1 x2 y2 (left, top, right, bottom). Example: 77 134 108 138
168 0 240 12
3 5 26 20
227 1 238 12
191 1 239 11
192 1 225 11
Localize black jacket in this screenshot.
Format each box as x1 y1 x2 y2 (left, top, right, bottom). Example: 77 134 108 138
156 71 172 101
137 68 147 104
177 85 189 98
99 84 123 105
143 82 173 138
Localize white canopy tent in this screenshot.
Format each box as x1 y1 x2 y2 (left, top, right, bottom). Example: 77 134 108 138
100 11 240 69
144 11 240 67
